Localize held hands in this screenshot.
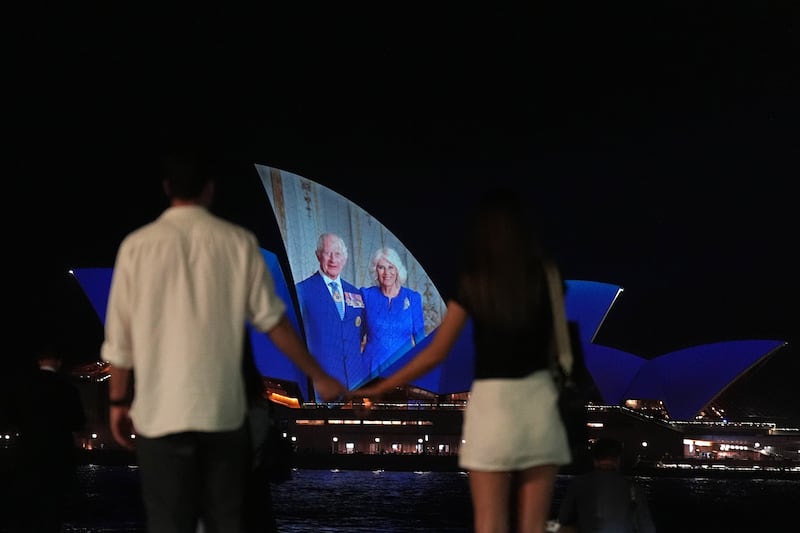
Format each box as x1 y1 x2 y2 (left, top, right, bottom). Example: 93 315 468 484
313 374 348 402
348 386 384 416
351 384 385 402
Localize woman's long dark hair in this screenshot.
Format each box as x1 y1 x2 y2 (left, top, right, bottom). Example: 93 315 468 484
457 188 549 329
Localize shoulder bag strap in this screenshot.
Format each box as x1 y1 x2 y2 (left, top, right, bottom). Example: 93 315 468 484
544 258 574 379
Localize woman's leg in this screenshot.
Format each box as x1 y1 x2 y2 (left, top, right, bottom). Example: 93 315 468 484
469 470 513 533
515 464 559 533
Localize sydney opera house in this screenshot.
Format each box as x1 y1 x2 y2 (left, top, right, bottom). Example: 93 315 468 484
64 166 799 475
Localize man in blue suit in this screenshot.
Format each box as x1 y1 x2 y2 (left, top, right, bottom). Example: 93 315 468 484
296 232 367 396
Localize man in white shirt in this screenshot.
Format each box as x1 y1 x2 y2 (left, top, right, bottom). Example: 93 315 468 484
102 147 346 533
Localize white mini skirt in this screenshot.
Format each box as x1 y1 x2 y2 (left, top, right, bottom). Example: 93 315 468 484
458 369 572 471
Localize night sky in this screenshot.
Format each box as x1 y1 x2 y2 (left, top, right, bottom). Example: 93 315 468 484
11 4 799 416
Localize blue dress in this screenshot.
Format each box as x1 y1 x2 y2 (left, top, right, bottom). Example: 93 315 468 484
360 285 426 380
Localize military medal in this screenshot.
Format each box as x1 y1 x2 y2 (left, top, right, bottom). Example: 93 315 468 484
344 292 365 308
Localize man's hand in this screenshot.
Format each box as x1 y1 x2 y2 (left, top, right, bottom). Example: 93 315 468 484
313 374 348 402
109 405 136 451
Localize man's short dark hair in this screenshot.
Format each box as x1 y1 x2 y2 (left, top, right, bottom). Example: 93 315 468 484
591 437 623 461
161 145 214 200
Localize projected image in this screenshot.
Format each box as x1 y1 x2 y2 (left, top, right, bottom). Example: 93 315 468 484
256 165 445 397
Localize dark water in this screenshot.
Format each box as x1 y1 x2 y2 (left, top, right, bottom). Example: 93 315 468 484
9 465 800 532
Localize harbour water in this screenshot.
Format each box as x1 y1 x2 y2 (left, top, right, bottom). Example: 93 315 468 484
6 465 799 532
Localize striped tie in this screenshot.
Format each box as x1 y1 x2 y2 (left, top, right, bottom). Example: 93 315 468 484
330 281 345 319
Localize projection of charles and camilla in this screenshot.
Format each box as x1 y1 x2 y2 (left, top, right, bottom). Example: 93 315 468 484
71 165 786 418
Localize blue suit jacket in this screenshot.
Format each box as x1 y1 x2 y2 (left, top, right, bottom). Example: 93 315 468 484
296 272 367 393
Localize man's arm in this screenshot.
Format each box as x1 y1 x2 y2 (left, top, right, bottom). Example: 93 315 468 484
266 315 347 402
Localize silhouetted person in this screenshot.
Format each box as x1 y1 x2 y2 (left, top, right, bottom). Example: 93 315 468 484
557 437 656 533
8 344 86 533
198 330 283 533
242 330 282 533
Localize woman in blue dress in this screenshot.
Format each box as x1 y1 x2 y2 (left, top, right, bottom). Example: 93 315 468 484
360 247 426 381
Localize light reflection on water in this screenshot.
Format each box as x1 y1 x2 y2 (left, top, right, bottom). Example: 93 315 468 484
271 469 473 532
51 465 800 532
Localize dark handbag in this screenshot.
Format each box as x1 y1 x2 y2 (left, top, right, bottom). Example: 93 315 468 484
544 260 590 467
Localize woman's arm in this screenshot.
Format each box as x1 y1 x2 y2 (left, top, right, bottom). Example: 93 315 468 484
355 300 469 398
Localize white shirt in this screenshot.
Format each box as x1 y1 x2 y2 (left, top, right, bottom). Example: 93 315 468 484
101 205 286 437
